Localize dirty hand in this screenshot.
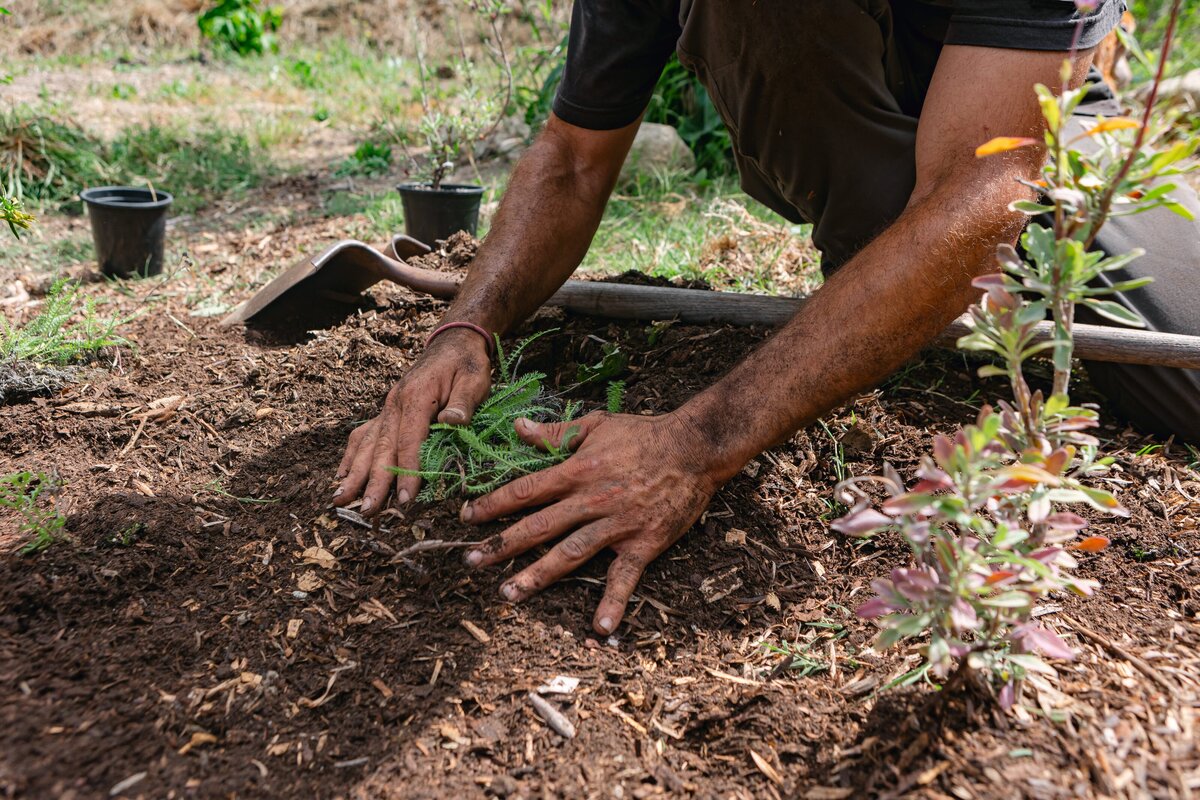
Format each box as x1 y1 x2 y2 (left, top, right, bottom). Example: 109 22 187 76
333 328 491 514
461 410 723 636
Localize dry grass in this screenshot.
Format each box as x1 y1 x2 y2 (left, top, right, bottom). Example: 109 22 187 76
0 0 560 60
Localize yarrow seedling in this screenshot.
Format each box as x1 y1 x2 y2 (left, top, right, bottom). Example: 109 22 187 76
0 278 130 404
393 332 625 501
831 6 1194 705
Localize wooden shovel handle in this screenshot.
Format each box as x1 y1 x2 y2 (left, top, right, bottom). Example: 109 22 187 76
377 261 1200 369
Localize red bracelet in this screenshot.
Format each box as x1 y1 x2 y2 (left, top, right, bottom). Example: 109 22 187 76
426 321 495 356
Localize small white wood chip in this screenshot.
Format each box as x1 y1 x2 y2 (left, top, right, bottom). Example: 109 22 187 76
537 675 580 695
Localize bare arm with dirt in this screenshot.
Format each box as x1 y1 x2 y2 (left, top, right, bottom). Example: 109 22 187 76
453 46 1096 635
333 115 641 514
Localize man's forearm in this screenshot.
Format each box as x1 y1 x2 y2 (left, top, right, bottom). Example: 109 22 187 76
443 117 634 337
675 170 1033 480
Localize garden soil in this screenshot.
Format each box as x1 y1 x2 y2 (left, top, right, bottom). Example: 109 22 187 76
1 234 1197 799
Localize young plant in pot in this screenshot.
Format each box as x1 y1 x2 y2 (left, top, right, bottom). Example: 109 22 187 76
396 106 488 246
397 3 512 246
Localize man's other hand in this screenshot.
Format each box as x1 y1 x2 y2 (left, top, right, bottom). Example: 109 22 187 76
460 410 723 636
333 328 492 515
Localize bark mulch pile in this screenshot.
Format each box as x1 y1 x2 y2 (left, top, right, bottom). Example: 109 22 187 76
1 233 1197 800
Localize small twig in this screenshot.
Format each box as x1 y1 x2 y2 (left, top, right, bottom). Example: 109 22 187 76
1060 613 1177 696
389 539 477 562
334 506 392 534
118 415 150 458
528 692 576 739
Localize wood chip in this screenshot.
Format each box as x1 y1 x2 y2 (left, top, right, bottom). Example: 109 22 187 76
725 528 748 545
460 619 491 643
705 668 761 687
60 402 123 417
528 692 576 739
298 671 340 709
750 749 783 786
804 788 853 800
301 546 337 570
296 571 324 592
178 731 217 755
286 619 302 639
607 702 647 735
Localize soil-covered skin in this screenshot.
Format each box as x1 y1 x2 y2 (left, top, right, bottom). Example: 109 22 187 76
1 232 1198 799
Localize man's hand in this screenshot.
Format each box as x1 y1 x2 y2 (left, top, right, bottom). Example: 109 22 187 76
461 410 726 636
333 328 492 515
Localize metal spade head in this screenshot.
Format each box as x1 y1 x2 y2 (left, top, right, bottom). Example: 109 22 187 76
220 234 432 328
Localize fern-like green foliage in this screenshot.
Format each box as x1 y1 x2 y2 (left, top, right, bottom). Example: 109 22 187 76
606 380 626 414
393 331 581 501
0 278 128 366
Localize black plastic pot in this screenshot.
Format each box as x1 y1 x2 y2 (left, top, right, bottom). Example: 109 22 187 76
396 182 484 245
80 186 174 278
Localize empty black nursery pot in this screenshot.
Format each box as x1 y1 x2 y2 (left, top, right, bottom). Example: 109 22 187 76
396 183 484 245
80 186 174 278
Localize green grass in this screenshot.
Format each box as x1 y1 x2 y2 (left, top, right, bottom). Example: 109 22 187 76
108 123 269 212
1 106 272 212
1 471 66 555
1129 0 1200 80
581 170 815 291
1 107 109 204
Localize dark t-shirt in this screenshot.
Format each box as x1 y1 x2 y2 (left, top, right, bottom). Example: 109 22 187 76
553 0 1123 131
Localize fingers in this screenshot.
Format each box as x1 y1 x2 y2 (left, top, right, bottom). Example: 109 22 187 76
499 520 614 603
333 421 377 505
335 421 369 480
514 412 607 452
437 364 491 425
361 397 434 515
593 553 648 635
465 500 598 568
462 462 574 524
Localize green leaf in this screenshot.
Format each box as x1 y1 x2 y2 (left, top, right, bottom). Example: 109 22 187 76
981 591 1032 609
976 364 1007 379
1162 200 1196 221
1034 84 1060 132
1082 298 1145 328
1089 276 1152 294
1010 200 1055 215
992 525 1029 549
1081 486 1123 512
576 343 628 384
1006 653 1056 676
1146 141 1195 176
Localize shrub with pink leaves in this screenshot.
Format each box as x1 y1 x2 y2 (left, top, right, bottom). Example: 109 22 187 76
832 9 1194 705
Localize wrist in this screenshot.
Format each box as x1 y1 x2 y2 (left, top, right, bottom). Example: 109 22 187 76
662 403 754 488
426 324 492 359
427 321 494 357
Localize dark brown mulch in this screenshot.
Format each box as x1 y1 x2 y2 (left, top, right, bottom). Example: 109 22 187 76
0 237 1197 800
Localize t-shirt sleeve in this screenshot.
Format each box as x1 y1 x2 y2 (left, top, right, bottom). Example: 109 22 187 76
945 0 1123 51
551 0 681 131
